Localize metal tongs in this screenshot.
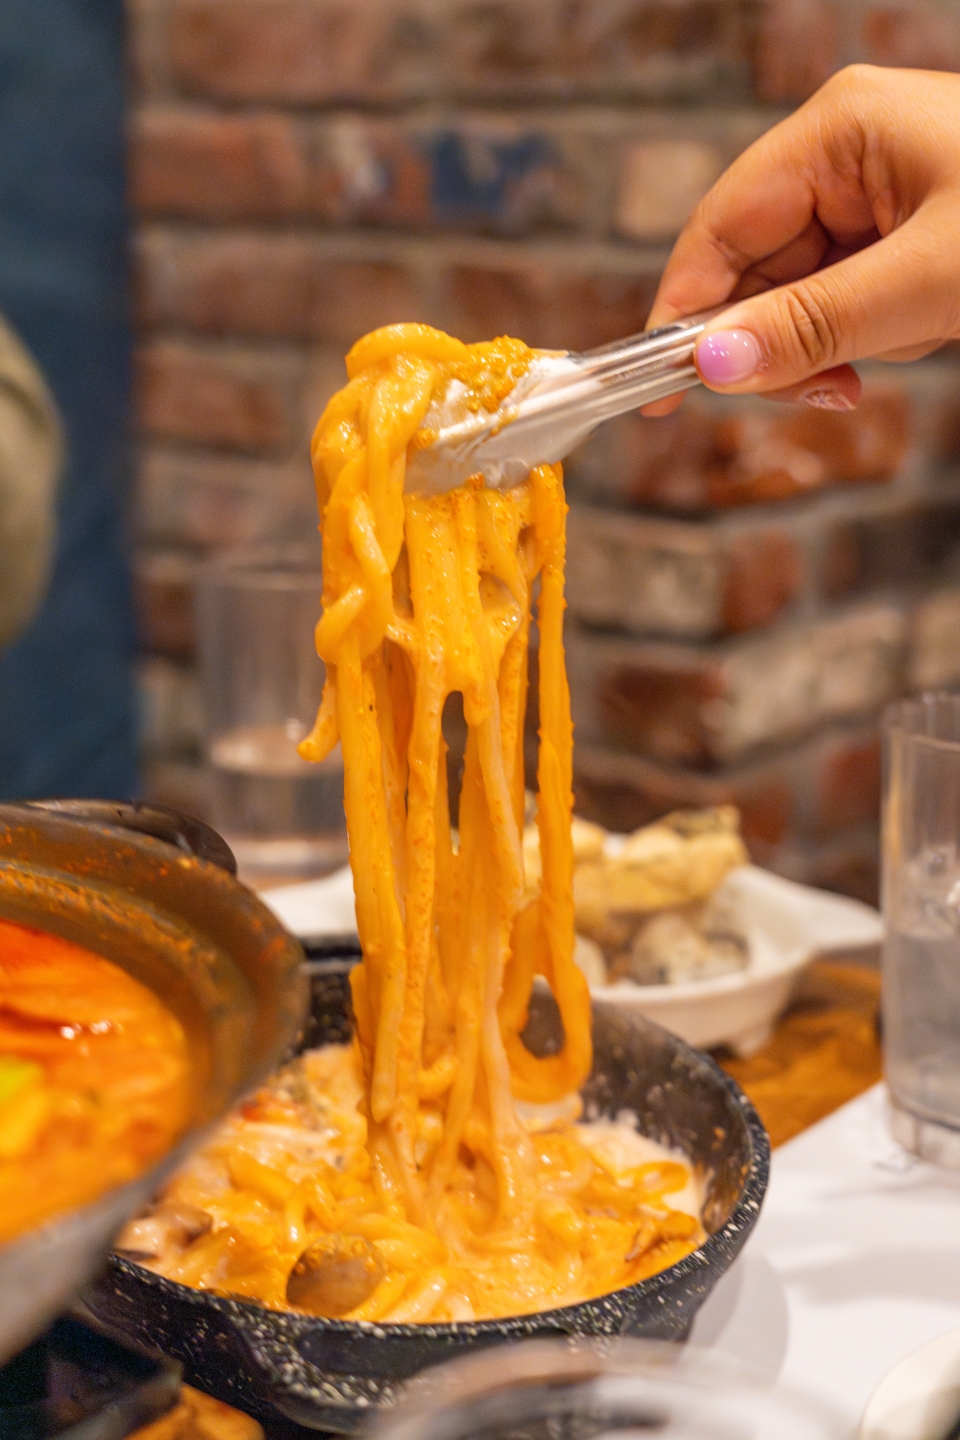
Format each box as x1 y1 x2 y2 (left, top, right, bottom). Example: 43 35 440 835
405 308 724 496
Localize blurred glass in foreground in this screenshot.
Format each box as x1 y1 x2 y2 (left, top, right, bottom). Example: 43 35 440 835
883 694 960 1163
196 544 346 887
366 1340 841 1440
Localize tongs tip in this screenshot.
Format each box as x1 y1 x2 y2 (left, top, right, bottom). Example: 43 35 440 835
406 309 721 496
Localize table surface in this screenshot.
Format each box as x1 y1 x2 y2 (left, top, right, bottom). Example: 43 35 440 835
132 960 901 1439
717 959 883 1149
691 1081 960 1433
690 959 960 1434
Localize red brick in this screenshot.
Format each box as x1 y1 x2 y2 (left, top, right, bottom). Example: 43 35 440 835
706 414 832 505
751 0 839 103
909 587 960 691
135 230 425 344
932 388 960 466
722 528 804 634
614 138 724 240
566 505 803 640
168 0 755 104
569 631 725 767
566 605 905 765
567 506 721 639
136 448 315 549
566 399 714 510
708 389 910 503
135 340 302 453
128 0 174 99
820 522 864 601
568 385 910 511
815 733 881 835
446 261 657 349
820 495 960 602
170 0 412 104
129 107 314 220
132 547 199 660
319 119 431 228
861 1 960 69
573 723 884 856
135 112 594 237
444 0 564 90
572 742 795 855
567 0 751 96
135 231 317 337
303 258 427 345
301 349 352 443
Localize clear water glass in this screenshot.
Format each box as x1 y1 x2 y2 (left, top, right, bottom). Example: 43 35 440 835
196 543 347 886
365 1339 841 1440
883 693 960 1163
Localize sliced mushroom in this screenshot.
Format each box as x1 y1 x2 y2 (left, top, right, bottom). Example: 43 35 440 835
286 1234 385 1316
627 907 747 986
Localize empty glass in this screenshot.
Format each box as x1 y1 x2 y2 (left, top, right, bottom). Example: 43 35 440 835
196 543 347 886
365 1339 841 1440
883 694 960 1163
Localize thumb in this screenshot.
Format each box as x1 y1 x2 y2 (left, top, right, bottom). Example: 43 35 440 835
692 201 960 394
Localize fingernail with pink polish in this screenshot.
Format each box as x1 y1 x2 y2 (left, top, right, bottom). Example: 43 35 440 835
802 388 856 411
695 330 761 387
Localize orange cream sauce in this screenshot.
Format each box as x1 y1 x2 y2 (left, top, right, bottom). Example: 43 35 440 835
144 1043 704 1323
0 918 191 1243
134 324 705 1324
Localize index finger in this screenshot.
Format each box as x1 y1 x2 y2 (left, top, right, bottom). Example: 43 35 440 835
648 144 818 329
646 104 872 327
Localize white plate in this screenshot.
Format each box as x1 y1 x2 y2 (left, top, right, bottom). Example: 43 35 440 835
263 863 883 1057
860 1327 960 1440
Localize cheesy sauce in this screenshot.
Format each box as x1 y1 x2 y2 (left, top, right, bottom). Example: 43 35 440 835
135 325 704 1322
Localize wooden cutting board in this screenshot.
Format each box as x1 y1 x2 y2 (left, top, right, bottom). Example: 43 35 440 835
716 959 883 1150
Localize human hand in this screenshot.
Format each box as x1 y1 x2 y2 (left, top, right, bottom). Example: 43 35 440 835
646 65 960 414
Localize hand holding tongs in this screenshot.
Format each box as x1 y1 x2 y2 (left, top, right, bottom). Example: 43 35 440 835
405 308 725 496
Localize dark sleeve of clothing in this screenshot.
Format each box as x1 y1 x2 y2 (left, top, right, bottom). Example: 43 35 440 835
0 0 138 800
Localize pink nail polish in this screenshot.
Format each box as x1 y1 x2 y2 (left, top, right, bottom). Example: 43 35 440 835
803 388 856 411
695 330 761 386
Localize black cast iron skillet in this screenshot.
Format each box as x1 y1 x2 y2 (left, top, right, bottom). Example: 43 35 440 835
85 956 770 1436
0 800 308 1367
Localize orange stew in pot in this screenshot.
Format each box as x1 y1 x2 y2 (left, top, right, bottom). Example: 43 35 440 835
0 917 191 1243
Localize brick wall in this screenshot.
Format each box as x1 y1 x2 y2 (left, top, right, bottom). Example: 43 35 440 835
128 0 960 902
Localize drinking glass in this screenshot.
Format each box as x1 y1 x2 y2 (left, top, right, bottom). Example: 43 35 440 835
883 693 960 1163
195 543 347 886
366 1339 841 1440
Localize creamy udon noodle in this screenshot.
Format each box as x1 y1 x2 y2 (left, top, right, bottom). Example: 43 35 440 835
131 325 704 1322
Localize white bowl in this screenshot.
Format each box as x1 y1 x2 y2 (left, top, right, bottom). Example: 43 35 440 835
264 863 883 1058
590 865 882 1056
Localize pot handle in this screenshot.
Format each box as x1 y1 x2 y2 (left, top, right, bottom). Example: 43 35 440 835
24 800 237 876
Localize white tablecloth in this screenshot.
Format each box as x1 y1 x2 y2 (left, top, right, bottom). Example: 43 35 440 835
691 1084 960 1431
